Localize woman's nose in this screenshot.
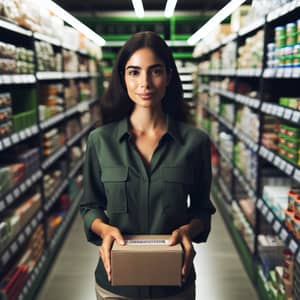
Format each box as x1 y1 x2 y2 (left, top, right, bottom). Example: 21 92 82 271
139 71 151 87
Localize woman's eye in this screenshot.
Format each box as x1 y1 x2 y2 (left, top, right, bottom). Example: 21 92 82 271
152 68 163 76
128 70 139 76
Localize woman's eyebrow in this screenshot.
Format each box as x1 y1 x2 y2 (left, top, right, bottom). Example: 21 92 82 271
126 64 164 70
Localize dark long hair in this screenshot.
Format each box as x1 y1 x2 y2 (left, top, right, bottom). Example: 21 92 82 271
100 31 188 124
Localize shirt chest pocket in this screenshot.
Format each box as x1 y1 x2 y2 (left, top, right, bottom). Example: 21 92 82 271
101 167 128 214
161 167 193 220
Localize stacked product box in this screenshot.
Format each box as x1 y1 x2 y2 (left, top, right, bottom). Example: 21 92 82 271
261 115 280 152
0 93 13 139
285 188 300 241
0 224 45 300
278 124 300 166
42 128 65 158
0 41 34 74
0 193 42 254
0 163 25 198
39 84 64 122
43 169 63 200
279 96 300 110
267 20 300 69
34 41 62 72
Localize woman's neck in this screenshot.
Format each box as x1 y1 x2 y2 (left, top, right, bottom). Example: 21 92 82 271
129 107 166 134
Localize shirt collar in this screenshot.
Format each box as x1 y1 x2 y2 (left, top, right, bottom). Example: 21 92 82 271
117 114 183 144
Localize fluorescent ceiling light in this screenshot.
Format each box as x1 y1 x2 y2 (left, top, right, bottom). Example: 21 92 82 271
132 0 145 18
44 0 106 46
164 0 177 18
187 0 246 45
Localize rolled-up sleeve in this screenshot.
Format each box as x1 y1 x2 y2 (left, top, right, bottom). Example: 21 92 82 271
80 132 108 245
189 133 216 243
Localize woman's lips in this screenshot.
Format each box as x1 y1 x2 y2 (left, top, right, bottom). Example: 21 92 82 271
138 93 153 100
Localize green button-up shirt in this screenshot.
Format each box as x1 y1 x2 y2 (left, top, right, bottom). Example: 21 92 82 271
80 115 216 299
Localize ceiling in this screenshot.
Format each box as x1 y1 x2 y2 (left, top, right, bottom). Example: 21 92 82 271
55 0 230 14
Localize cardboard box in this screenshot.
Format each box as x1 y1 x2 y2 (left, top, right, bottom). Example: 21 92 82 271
111 235 183 286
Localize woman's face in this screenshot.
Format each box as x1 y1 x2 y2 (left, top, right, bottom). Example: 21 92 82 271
124 47 170 109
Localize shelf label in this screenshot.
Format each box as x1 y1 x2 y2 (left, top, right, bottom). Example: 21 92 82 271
280 228 289 242
11 241 18 254
20 183 26 193
1 251 11 266
25 225 31 237
32 217 37 228
0 200 5 212
18 233 25 244
274 155 281 168
273 220 281 233
19 130 26 140
293 68 300 78
297 251 300 264
284 109 293 120
11 133 19 144
293 169 300 183
6 193 13 204
13 187 20 198
266 211 274 223
292 111 300 124
262 204 268 216
286 163 294 175
256 199 263 210
289 239 298 253
3 137 11 148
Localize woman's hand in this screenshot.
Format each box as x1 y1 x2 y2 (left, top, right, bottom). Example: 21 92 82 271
168 225 196 283
97 223 125 282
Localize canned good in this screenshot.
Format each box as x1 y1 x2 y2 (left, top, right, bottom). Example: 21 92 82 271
295 196 300 218
275 26 285 37
297 19 300 32
288 190 297 211
286 33 297 46
286 23 297 35
276 36 286 48
293 215 300 240
285 208 294 232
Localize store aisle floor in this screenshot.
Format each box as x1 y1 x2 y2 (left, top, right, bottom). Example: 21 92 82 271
35 208 258 300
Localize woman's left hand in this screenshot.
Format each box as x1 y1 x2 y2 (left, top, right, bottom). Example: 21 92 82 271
168 225 196 283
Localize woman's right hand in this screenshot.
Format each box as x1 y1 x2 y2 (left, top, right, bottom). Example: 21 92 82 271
98 223 125 282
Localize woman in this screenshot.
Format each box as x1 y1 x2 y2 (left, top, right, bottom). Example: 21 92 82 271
80 31 216 300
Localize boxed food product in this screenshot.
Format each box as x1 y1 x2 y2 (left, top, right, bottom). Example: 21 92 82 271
111 235 183 286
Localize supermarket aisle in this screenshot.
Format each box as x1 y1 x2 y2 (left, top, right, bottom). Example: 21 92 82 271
36 208 258 300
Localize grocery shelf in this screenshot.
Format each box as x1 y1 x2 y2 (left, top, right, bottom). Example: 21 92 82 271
239 18 265 37
234 127 259 153
217 177 232 203
236 68 262 77
0 18 32 36
267 0 300 22
41 146 67 170
261 102 300 125
0 125 39 151
256 197 299 255
18 191 82 300
213 185 256 281
69 158 84 179
0 210 44 270
40 113 66 130
263 67 300 79
33 32 61 47
0 169 42 213
0 75 36 85
235 94 261 110
44 179 69 212
36 72 64 81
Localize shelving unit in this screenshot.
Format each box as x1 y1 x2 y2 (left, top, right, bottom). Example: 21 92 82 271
0 12 102 300
195 2 300 299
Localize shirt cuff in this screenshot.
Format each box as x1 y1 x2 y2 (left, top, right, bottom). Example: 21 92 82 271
83 209 108 246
